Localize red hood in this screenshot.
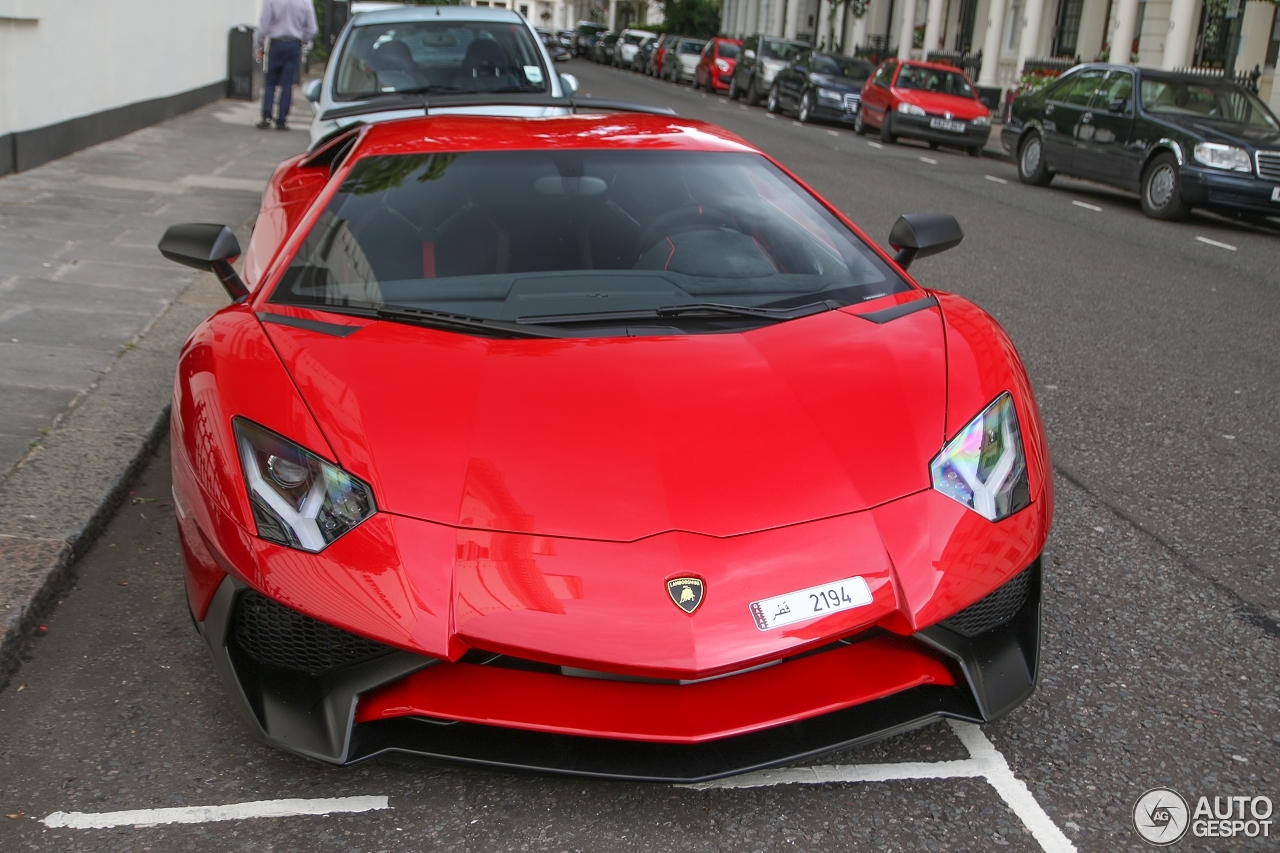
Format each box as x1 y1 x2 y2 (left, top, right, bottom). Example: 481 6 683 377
263 301 946 541
895 90 989 119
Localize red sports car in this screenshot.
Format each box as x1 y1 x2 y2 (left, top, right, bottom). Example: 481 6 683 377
856 59 992 155
159 107 1051 780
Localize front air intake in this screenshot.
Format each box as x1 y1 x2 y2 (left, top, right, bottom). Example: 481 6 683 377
939 568 1033 638
231 590 390 676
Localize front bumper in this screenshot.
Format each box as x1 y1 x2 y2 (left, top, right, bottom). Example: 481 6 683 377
888 113 991 147
1180 165 1280 216
195 559 1042 780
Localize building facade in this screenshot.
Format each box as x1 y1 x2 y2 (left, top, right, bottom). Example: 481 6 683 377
462 0 664 32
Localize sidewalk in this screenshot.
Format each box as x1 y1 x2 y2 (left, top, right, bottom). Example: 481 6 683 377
0 92 314 681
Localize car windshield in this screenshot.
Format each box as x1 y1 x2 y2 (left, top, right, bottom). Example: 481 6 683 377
760 40 805 61
333 21 548 101
271 150 908 334
623 33 646 45
1140 78 1279 129
718 42 740 58
895 66 973 97
680 40 705 54
813 55 872 79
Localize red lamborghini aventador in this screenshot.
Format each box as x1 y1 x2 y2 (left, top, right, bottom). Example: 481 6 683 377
159 106 1052 780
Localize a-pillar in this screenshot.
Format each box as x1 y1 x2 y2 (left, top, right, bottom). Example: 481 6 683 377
978 0 1008 85
923 0 943 55
1014 0 1045 76
896 0 917 57
1160 0 1197 68
1109 0 1140 64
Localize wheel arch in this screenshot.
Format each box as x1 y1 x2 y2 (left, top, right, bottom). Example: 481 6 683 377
1141 139 1185 175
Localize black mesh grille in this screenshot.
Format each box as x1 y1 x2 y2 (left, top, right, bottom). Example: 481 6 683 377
940 568 1032 638
232 591 390 676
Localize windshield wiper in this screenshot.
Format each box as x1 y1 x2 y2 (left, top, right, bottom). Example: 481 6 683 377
377 304 565 338
517 300 840 326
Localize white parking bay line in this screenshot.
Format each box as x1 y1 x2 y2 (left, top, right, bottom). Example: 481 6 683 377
1072 200 1102 211
985 175 1008 184
1196 235 1238 251
43 796 390 830
867 141 883 148
828 130 839 136
919 156 938 164
686 721 1077 853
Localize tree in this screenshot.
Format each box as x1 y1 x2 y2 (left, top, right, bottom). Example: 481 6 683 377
661 0 721 38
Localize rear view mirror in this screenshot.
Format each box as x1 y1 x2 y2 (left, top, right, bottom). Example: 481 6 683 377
158 223 249 302
887 214 964 270
1107 97 1127 113
559 73 579 96
303 79 322 103
743 49 756 61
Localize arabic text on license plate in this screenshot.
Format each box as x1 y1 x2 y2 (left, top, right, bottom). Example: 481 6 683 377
1272 186 1280 202
750 576 873 630
930 118 966 133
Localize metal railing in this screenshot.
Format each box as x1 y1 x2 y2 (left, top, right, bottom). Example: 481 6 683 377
926 50 982 82
1021 56 1078 74
1171 64 1262 94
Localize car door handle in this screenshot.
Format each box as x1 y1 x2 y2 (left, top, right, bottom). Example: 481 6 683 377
1081 112 1092 123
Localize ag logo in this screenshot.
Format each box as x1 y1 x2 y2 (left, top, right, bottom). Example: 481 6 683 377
1133 787 1189 846
667 577 704 614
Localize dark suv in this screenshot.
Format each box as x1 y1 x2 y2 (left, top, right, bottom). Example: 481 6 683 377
1003 63 1280 220
729 34 808 106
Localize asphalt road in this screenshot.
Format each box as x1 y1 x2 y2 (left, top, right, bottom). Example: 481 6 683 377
0 61 1277 851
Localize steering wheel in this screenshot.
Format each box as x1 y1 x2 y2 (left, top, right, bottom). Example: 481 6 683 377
637 204 736 255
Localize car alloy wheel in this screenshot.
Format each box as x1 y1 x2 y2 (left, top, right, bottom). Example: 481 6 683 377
1141 152 1191 221
799 91 813 123
1017 131 1053 186
767 84 780 113
853 107 866 135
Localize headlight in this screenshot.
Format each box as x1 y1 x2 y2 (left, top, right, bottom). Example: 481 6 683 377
1192 142 1252 173
929 393 1030 522
234 418 376 552
715 58 730 72
817 88 841 101
897 102 926 116
971 115 991 126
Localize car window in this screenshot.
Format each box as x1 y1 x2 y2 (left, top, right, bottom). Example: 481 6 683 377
872 62 896 88
894 65 974 97
812 54 872 79
1062 69 1105 106
1093 70 1133 111
272 150 909 333
760 39 805 61
623 33 645 45
718 42 740 58
334 21 547 100
680 40 705 54
1041 71 1076 101
1140 77 1280 128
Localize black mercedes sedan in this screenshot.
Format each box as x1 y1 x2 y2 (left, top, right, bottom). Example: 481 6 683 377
1002 63 1280 220
767 51 875 124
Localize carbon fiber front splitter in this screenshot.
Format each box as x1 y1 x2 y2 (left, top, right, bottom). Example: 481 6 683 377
197 559 1041 782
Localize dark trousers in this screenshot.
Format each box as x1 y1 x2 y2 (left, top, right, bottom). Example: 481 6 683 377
263 39 302 126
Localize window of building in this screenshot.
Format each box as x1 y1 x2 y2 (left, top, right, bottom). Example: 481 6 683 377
1051 0 1083 57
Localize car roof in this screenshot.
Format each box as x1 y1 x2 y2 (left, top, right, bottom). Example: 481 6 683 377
351 5 525 25
352 113 758 160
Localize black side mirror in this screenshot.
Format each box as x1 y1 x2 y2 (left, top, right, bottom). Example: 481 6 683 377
888 214 964 270
1107 97 1127 113
158 223 249 302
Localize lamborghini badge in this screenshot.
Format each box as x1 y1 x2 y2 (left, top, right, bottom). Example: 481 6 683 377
667 577 704 614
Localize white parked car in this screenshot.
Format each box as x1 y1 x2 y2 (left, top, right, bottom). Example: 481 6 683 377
613 29 655 68
662 37 706 84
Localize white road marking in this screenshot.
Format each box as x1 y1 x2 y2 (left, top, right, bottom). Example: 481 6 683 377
828 130 839 136
43 796 390 830
719 98 729 104
867 141 883 148
1195 235 1238 251
740 105 748 110
919 156 938 165
792 121 804 127
766 113 776 118
1071 200 1102 211
685 721 1077 853
985 175 1008 184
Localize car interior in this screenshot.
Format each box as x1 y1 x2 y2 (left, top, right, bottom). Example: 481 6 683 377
275 151 904 326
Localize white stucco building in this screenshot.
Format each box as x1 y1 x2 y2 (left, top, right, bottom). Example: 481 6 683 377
462 0 664 32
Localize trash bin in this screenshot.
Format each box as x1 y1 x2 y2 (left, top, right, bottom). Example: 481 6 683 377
228 25 256 100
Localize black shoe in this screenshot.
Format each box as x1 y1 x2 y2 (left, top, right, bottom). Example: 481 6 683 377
275 123 289 131
255 119 272 129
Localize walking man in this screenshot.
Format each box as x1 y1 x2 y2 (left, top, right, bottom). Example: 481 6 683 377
255 0 318 130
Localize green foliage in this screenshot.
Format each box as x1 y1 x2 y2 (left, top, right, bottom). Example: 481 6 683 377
341 154 460 195
661 0 722 38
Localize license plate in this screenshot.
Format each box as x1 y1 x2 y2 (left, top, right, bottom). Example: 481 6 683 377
1272 186 1280 202
929 118 967 133
750 576 872 630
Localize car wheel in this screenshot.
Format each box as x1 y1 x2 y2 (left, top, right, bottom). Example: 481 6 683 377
1141 152 1192 221
853 107 867 135
1016 131 1054 186
879 114 897 144
767 84 781 113
799 91 813 123
728 78 740 100
747 79 763 106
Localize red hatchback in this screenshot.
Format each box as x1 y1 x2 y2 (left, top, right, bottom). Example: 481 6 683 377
856 59 991 155
695 37 743 93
